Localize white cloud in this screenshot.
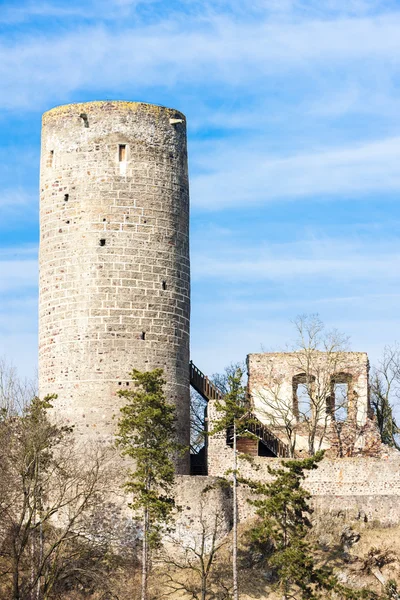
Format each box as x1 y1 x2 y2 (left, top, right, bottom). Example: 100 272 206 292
0 247 38 293
0 0 159 23
0 188 34 209
190 135 400 209
191 236 400 282
2 11 400 110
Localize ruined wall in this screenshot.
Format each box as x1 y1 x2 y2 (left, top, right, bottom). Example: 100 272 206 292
248 352 370 428
206 435 400 525
207 379 400 526
171 476 232 551
246 352 374 456
39 101 190 472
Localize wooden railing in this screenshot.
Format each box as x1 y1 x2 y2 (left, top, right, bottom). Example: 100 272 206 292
189 361 224 401
189 361 290 458
226 413 290 458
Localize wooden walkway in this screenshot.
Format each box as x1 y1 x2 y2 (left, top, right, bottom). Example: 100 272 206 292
189 361 290 458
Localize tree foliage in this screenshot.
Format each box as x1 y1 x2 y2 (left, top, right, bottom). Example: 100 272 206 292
0 396 115 600
248 452 378 600
370 345 400 450
116 368 183 600
248 452 328 599
210 365 248 600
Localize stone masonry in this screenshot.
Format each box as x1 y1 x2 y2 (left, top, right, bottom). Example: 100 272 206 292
39 101 191 473
38 102 400 545
248 351 378 456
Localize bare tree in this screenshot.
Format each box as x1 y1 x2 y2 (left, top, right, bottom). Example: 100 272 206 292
210 366 249 600
0 396 118 600
290 315 353 455
0 356 36 416
160 492 229 600
254 363 298 457
211 362 246 396
255 315 355 456
190 389 207 454
370 344 400 450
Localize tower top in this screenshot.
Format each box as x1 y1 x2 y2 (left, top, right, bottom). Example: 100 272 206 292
42 100 186 124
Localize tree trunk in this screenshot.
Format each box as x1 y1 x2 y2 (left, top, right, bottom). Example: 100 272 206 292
201 574 206 600
141 508 148 600
12 544 20 600
233 420 238 600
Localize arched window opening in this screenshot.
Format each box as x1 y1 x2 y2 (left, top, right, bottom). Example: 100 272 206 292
330 373 352 422
293 373 314 421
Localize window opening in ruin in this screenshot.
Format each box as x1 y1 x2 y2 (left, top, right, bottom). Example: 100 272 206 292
293 373 314 421
66 220 70 224
64 194 69 202
103 218 107 222
330 374 351 422
141 332 146 340
118 382 122 386
162 281 167 290
119 144 127 162
99 239 106 246
296 384 312 420
334 383 348 421
126 382 130 386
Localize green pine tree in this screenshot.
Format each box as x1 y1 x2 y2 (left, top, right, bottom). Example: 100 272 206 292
248 452 379 600
210 366 248 600
115 368 182 600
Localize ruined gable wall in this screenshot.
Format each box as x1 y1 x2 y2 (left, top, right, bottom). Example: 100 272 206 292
248 352 370 429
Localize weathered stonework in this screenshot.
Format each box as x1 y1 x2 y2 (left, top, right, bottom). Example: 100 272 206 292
39 101 190 472
246 351 380 457
206 350 400 528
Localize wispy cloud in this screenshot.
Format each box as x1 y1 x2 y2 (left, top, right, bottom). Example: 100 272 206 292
192 235 400 282
191 136 400 209
0 0 160 24
0 246 37 294
2 10 400 110
2 0 400 379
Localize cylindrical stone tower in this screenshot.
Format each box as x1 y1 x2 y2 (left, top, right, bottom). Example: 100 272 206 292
39 101 190 473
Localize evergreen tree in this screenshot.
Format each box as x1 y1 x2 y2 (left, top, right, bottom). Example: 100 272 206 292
248 452 378 600
116 368 182 600
210 366 248 600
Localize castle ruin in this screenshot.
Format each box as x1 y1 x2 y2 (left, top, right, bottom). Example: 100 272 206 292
38 100 400 538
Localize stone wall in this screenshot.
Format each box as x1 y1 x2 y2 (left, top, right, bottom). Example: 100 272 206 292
207 439 400 524
171 476 233 551
39 101 191 472
248 351 370 428
245 351 378 456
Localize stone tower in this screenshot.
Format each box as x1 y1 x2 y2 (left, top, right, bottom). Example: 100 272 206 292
39 101 190 473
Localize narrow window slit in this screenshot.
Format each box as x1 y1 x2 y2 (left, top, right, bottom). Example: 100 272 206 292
141 332 146 340
118 382 122 386
99 239 106 247
64 194 69 202
119 144 127 162
162 281 167 290
80 113 89 127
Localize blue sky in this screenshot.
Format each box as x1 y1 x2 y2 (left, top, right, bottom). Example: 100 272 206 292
1 0 400 380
